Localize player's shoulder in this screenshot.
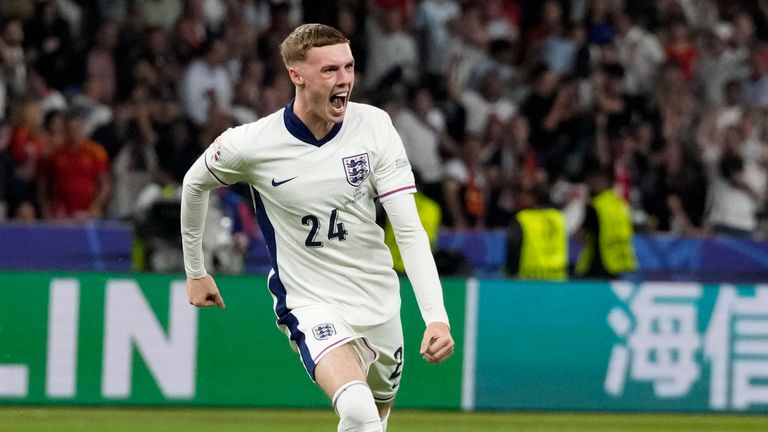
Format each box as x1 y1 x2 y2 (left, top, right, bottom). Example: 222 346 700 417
348 102 392 125
218 108 285 147
229 109 284 137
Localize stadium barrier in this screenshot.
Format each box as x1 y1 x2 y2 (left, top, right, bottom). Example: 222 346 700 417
0 272 463 409
0 222 132 272
1 272 766 413
3 222 768 282
468 279 768 412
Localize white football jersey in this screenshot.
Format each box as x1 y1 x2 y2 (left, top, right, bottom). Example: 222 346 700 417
198 101 416 326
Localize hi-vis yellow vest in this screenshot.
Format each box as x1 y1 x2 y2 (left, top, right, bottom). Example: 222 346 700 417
516 208 567 280
576 190 637 275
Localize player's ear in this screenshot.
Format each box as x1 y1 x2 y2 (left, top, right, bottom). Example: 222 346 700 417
288 66 305 88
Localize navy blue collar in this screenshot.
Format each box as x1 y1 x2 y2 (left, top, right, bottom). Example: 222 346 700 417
283 99 343 147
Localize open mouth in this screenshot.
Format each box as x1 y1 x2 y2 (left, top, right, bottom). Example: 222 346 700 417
330 92 348 111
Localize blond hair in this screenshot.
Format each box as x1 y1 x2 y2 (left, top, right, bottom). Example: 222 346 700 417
279 23 349 67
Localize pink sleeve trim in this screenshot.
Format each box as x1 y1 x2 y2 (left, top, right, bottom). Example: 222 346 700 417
204 152 232 186
377 185 416 200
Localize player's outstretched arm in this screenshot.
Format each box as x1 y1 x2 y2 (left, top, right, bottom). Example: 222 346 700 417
382 193 453 364
420 322 454 364
187 275 226 309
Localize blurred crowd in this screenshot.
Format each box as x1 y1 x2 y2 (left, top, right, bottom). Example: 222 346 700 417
2 0 768 245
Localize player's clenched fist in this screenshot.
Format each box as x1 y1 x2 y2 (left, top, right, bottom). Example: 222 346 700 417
186 275 226 309
420 322 454 364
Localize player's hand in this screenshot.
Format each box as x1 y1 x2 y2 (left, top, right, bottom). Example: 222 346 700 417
186 275 226 309
420 322 454 364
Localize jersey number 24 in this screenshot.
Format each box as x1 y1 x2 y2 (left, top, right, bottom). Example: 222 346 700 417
302 209 348 247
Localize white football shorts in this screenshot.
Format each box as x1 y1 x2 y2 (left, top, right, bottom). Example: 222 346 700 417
279 305 404 403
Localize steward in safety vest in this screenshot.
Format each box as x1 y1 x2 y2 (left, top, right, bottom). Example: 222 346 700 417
506 184 568 280
575 165 637 278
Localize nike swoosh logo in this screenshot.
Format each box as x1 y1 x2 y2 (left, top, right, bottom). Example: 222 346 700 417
271 176 297 187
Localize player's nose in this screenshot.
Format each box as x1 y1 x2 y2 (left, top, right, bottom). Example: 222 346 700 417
337 67 353 84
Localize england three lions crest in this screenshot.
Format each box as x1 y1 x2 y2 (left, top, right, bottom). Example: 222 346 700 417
342 153 370 187
312 323 337 340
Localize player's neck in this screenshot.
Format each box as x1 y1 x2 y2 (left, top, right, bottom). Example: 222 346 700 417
292 97 334 140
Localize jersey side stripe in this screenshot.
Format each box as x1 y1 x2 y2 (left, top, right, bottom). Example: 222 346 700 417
252 186 317 379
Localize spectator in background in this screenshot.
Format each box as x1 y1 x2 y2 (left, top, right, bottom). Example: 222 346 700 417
460 69 516 136
443 134 488 230
364 4 418 94
153 99 197 183
171 0 207 62
613 9 665 97
27 68 67 116
524 0 564 52
585 0 615 45
413 0 460 75
663 18 697 81
38 110 111 220
136 26 181 99
467 38 522 98
24 1 73 90
425 72 467 144
606 125 651 224
539 21 585 77
91 97 136 161
677 0 719 32
108 118 158 219
336 4 369 77
694 23 749 107
480 0 519 42
443 5 489 93
645 142 708 235
732 9 758 49
70 77 114 137
220 10 259 81
594 63 639 141
535 73 589 179
42 109 66 155
229 57 263 125
8 99 45 218
742 46 768 109
85 20 120 101
485 114 545 228
647 61 695 148
135 0 182 31
0 17 27 118
698 79 746 163
178 37 233 128
521 63 558 155
505 182 567 280
575 161 637 279
393 85 452 204
0 120 12 220
705 124 764 238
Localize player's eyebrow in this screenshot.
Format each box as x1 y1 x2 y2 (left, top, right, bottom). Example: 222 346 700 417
321 60 355 72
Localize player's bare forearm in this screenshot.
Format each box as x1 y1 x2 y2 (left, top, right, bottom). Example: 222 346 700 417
420 322 454 364
186 275 226 309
